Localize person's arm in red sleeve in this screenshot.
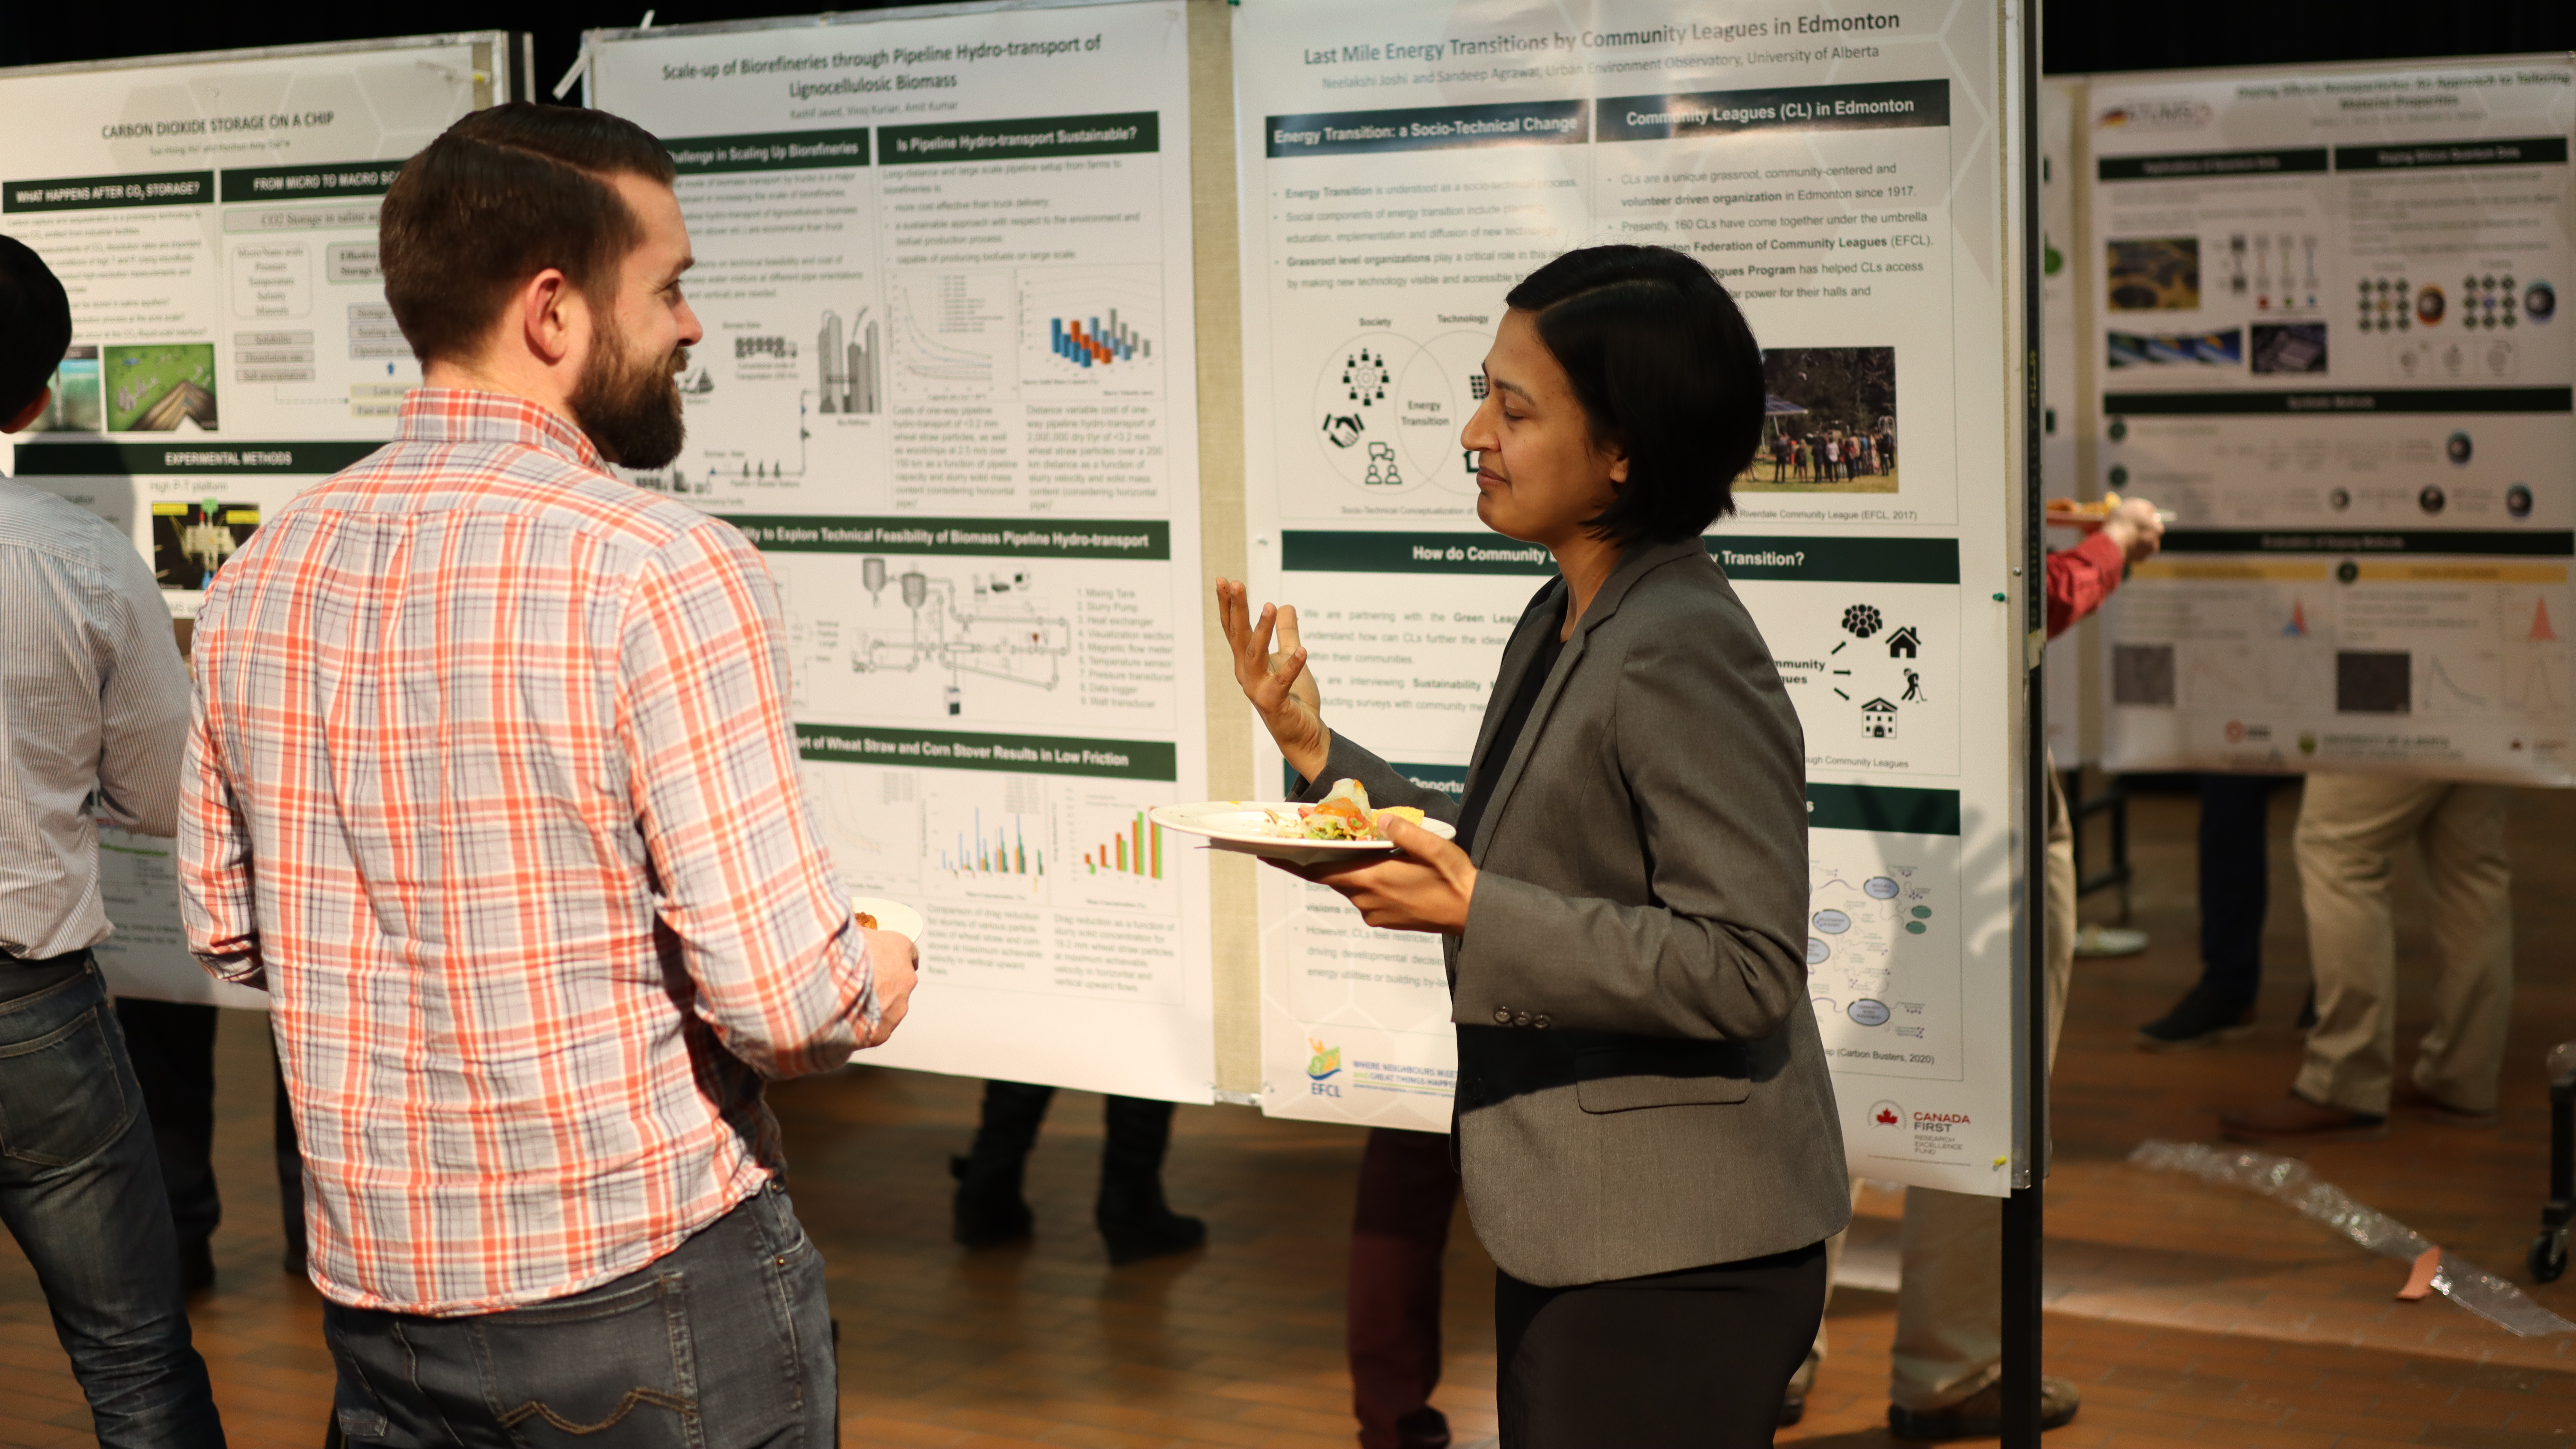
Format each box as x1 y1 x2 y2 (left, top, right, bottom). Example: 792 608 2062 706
2045 497 2165 640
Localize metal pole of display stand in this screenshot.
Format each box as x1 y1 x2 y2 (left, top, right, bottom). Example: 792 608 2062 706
2004 0 2048 1441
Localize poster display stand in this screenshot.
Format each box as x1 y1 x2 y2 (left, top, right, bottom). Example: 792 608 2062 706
0 32 516 1006
1227 0 2039 1200
587 0 1219 1103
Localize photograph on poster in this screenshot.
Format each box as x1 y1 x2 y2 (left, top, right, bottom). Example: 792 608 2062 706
2107 328 2241 367
2108 237 2201 310
1739 346 1899 493
30 346 103 430
103 343 218 431
2249 321 2328 374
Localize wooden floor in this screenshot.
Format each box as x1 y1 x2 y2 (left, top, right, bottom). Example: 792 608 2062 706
1 779 2570 1447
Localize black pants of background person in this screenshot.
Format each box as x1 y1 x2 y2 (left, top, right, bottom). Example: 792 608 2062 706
2140 774 2278 1047
1494 1241 1826 1449
320 1182 831 1449
950 1080 1205 1264
112 999 308 1289
1349 1127 1459 1449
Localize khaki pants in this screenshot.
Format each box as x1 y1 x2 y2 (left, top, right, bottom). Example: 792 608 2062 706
1793 767 2077 1410
2294 773 2514 1116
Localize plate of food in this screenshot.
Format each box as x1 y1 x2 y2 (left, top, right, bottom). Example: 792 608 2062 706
847 896 926 944
2043 492 2176 530
1153 778 1457 868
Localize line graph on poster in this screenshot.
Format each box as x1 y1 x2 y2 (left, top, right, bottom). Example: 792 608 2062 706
894 271 1012 395
1309 329 1493 499
800 762 927 897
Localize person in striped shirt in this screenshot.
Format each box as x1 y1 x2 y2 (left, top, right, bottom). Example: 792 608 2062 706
178 103 914 1447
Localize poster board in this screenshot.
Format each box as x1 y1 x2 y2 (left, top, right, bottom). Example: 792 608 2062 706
1229 0 2034 1193
0 33 513 1007
587 0 1219 1102
2087 58 2576 783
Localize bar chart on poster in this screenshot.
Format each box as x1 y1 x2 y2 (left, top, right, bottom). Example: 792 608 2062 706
2085 59 2576 784
0 33 511 1006
588 0 1216 1101
1231 0 2033 1193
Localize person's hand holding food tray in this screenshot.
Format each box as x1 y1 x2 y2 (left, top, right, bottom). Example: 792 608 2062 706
2044 491 2176 531
1154 778 1458 871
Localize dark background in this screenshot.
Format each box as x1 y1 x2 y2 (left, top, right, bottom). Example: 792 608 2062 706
3 0 2570 94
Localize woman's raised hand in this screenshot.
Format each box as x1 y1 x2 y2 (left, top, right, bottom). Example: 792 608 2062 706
1215 578 1330 784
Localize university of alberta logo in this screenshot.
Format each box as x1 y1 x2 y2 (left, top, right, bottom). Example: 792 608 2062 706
1869 1099 1903 1128
1306 1038 1343 1097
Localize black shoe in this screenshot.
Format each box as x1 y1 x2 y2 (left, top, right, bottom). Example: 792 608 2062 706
2136 983 2256 1052
1099 1206 1205 1265
178 1239 215 1297
950 1153 1034 1248
2295 986 2318 1031
1097 1172 1205 1265
1890 1376 2079 1440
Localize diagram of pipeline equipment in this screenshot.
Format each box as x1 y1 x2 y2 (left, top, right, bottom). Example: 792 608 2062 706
851 556 1073 715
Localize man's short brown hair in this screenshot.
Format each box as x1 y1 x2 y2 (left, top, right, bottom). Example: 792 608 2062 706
380 103 678 365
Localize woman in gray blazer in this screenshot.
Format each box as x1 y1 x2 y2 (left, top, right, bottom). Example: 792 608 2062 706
1218 245 1849 1446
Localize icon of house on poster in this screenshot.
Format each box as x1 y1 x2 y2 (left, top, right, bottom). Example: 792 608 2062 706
1861 698 1900 738
1886 626 1921 658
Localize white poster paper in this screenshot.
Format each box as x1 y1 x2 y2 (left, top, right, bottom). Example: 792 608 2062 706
588 0 1217 1101
2087 61 2576 783
1232 0 2031 1192
0 34 512 1005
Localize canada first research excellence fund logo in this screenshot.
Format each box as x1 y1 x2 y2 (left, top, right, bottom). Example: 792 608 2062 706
1307 1038 1343 1098
1869 1099 1904 1129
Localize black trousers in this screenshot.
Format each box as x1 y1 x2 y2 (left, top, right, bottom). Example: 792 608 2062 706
111 999 306 1255
969 1080 1174 1215
1494 1241 1826 1448
2195 773 2277 1007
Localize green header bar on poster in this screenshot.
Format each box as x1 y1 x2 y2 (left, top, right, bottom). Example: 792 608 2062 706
2105 387 2572 416
730 516 1168 560
1280 532 1957 583
2096 148 2328 182
1807 782 1960 836
878 112 1156 165
661 129 870 175
4 170 213 212
9 441 379 476
795 723 1175 781
2161 529 2575 557
219 161 406 204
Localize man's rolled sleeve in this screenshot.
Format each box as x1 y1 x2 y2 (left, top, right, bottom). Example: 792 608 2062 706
618 522 876 1079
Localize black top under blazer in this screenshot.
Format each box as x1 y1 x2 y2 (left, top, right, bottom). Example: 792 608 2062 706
1300 536 1852 1287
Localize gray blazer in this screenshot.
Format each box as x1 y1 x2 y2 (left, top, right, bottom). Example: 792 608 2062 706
1302 538 1851 1287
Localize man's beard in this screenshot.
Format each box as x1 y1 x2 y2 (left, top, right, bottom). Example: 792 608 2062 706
568 311 687 470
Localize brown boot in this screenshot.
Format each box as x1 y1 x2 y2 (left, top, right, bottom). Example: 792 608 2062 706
2220 1092 2388 1144
1889 1376 2079 1440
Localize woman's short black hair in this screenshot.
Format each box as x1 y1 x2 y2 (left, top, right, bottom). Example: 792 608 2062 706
1506 245 1763 546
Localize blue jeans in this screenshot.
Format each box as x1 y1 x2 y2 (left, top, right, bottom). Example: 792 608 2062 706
322 1181 834 1448
0 957 224 1447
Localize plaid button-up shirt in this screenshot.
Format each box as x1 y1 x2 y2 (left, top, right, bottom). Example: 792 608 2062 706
180 389 879 1315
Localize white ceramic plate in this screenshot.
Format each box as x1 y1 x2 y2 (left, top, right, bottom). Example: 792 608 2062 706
1150 801 1455 869
847 896 926 944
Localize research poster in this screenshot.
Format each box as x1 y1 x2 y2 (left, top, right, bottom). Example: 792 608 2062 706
1233 0 2031 1193
0 34 511 1006
2087 60 2576 783
589 0 1218 1101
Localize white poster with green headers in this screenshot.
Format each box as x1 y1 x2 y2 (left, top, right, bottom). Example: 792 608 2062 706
2085 58 2576 784
588 0 1219 1101
1230 0 2034 1193
0 33 514 1007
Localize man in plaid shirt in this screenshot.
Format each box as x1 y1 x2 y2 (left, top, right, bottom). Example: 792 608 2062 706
179 103 914 1447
